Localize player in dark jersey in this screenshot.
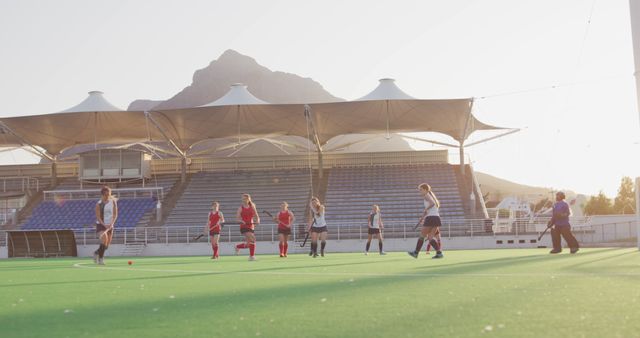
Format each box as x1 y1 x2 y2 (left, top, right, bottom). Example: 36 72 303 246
236 193 260 261
205 201 225 259
549 191 579 254
273 201 295 257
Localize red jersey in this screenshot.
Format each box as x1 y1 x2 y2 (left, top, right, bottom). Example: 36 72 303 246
208 211 222 232
278 210 291 230
240 205 256 229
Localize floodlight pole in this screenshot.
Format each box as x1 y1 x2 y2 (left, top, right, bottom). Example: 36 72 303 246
628 0 640 250
636 177 639 250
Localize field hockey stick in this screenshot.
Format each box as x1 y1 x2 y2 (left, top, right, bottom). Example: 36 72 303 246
193 233 205 241
537 221 553 241
262 210 274 219
301 218 316 247
413 218 423 231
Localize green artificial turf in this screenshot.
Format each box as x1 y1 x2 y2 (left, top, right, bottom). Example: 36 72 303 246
1 248 640 337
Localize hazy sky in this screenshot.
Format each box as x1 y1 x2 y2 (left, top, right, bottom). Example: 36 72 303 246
0 0 638 197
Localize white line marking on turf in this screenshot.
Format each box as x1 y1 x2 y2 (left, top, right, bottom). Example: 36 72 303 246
72 263 640 278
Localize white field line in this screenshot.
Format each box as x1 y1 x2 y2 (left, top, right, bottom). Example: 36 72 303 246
72 263 640 278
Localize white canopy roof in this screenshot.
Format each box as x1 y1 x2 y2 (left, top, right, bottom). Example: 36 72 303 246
59 91 123 113
200 84 268 107
356 78 415 101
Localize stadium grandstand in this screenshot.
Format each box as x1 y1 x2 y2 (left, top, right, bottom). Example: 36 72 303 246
4 78 625 258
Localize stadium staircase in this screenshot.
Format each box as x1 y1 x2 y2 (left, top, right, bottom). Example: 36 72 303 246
121 241 146 256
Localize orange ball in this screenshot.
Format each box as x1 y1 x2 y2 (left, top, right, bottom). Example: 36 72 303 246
128 260 133 265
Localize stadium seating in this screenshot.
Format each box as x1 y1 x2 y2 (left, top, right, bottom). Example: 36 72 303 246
20 198 156 230
324 164 466 225
164 170 312 227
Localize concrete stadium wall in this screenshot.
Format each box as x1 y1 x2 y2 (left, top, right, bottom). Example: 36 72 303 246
75 234 549 258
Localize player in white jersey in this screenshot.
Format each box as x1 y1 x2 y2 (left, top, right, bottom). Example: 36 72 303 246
408 183 443 259
365 205 386 255
94 186 118 265
308 196 328 257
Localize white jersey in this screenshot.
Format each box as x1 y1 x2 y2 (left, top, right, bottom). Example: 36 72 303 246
369 212 381 229
424 193 440 217
97 198 116 225
311 207 327 227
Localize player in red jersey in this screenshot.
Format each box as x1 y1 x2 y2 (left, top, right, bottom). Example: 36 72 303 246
425 228 442 255
273 201 295 257
205 201 225 259
236 193 260 261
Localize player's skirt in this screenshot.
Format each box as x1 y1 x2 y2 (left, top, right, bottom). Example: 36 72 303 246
422 216 442 228
209 230 220 236
240 227 255 234
277 227 291 235
310 226 328 233
368 228 381 235
96 223 113 236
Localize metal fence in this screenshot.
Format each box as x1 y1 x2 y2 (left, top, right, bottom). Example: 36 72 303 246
1 218 637 249
43 187 164 201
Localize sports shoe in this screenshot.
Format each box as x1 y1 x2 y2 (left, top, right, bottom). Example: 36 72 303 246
308 251 313 256
379 251 387 255
425 251 431 255
211 255 216 259
93 251 99 264
364 252 369 256
549 249 562 254
248 256 256 261
407 251 418 259
313 253 318 258
321 251 325 257
98 258 105 265
279 254 284 258
570 248 579 254
432 253 443 259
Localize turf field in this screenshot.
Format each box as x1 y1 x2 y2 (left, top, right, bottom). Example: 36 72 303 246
1 248 640 338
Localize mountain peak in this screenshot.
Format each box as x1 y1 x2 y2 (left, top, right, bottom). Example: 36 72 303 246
128 50 341 110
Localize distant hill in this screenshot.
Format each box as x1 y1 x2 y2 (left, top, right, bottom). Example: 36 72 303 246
475 171 577 202
127 49 342 110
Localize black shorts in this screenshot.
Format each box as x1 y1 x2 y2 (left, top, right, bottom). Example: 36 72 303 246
278 228 291 235
422 216 442 228
240 228 255 234
96 224 113 235
310 226 328 233
368 228 381 235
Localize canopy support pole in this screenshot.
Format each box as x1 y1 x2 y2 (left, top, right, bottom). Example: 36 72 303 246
458 141 465 177
304 105 324 179
145 111 188 183
463 129 521 147
0 122 58 184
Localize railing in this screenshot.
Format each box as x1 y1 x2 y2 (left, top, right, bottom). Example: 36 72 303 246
3 218 637 249
0 176 39 192
43 187 164 201
572 220 638 245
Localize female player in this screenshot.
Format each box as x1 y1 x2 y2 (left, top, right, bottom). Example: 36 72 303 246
94 186 118 265
408 183 443 259
236 193 260 261
365 205 386 255
274 201 295 257
308 197 328 257
205 201 224 259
